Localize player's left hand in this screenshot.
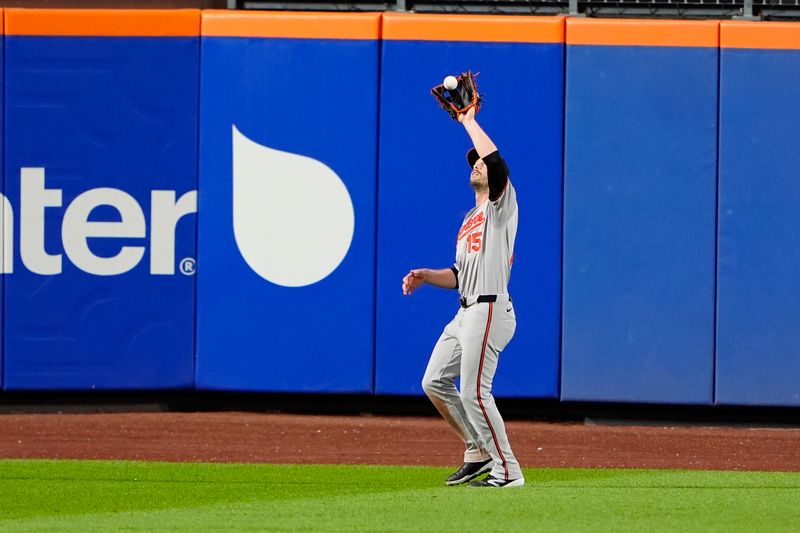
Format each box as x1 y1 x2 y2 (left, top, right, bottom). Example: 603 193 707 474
402 269 426 296
458 105 476 124
432 70 481 121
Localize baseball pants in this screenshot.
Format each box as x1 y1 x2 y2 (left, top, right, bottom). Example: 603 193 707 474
421 296 522 481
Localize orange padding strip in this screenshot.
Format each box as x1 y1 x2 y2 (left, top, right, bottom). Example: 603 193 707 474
567 18 718 48
382 12 563 43
721 21 800 50
202 10 380 40
5 9 199 37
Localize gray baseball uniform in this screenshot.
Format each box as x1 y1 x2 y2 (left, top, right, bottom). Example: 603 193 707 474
422 150 522 482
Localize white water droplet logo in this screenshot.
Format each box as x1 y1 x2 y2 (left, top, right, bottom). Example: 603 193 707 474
232 125 354 287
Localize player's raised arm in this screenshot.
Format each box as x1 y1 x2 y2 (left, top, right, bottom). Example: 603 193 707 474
458 107 496 158
459 107 510 201
402 268 458 296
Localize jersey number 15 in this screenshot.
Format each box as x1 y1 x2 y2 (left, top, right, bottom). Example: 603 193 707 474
467 232 483 253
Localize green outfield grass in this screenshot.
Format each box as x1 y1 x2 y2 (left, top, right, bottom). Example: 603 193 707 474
1 460 799 532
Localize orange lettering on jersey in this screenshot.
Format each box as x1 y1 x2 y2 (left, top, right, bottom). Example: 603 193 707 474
457 211 485 242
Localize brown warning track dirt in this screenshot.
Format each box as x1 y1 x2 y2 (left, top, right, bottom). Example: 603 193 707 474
1 412 798 471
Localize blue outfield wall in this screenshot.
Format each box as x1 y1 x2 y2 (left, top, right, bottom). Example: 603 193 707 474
3 11 200 389
195 13 380 393
716 26 800 406
2 12 800 407
561 21 719 404
375 15 564 398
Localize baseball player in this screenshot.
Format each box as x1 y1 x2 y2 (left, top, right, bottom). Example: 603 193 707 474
402 105 523 488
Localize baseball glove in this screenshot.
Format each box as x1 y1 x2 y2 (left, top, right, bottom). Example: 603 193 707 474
431 70 481 121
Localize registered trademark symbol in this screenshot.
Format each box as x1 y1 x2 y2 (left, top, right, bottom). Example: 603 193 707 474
179 257 196 276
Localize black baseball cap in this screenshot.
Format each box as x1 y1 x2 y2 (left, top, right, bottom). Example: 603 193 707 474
466 148 480 168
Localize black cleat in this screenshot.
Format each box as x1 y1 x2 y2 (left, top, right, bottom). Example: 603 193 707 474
468 475 525 488
445 459 492 486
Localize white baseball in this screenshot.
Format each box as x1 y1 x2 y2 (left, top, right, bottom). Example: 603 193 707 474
443 75 458 90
